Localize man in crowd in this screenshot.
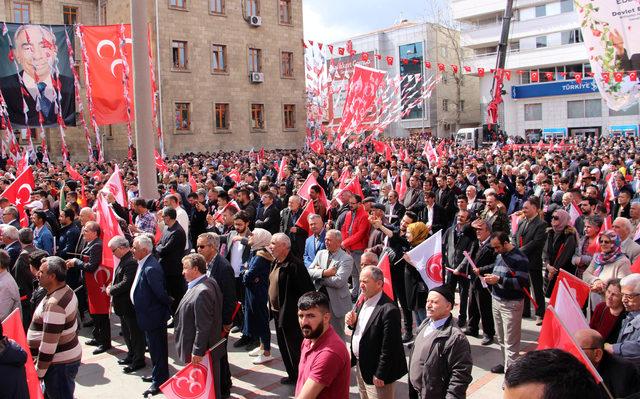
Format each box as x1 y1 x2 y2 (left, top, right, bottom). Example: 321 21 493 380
2 225 22 268
32 210 54 255
341 194 370 300
197 232 236 398
129 198 157 236
131 235 172 397
67 221 110 355
268 233 314 385
295 291 351 399
174 253 223 399
384 190 405 229
485 231 530 374
13 229 37 329
107 236 145 373
163 194 190 251
27 256 82 399
255 191 280 234
347 266 407 399
224 211 252 337
155 207 187 318
308 229 353 340
303 214 326 268
606 273 640 367
514 197 547 323
612 217 640 263
279 195 307 257
408 285 472 398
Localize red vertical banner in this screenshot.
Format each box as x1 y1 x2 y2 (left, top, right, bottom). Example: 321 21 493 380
338 65 386 133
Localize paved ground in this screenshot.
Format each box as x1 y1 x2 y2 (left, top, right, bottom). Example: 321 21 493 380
75 304 541 398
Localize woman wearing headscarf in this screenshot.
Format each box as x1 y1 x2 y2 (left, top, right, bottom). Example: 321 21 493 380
583 230 631 307
241 228 274 365
542 209 578 297
572 215 604 279
402 222 431 326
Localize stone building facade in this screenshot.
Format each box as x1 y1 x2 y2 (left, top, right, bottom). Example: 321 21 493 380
2 0 306 160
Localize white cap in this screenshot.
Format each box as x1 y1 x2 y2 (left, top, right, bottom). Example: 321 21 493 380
25 200 43 210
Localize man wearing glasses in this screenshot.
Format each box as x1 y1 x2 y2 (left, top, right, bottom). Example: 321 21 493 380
605 273 640 368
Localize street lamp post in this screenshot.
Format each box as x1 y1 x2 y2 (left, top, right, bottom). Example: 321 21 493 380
131 0 158 199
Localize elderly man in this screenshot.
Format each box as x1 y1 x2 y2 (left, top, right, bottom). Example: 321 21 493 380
612 217 640 264
107 236 145 373
346 266 407 399
67 221 110 355
27 256 82 399
575 328 640 398
303 214 326 269
308 229 353 340
605 273 640 367
0 25 75 127
279 195 307 257
131 235 172 397
2 225 22 268
408 285 472 399
2 206 21 229
0 249 20 322
197 232 236 397
175 254 223 399
268 233 314 385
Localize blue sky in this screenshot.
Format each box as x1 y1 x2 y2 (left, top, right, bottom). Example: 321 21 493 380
303 0 448 43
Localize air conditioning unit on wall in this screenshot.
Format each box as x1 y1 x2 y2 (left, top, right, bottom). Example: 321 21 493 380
249 15 262 26
250 72 264 83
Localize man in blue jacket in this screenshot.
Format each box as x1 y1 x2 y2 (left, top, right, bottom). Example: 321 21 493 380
303 214 326 268
131 235 172 397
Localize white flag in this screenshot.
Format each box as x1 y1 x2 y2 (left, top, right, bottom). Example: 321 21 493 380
405 230 444 289
569 202 582 226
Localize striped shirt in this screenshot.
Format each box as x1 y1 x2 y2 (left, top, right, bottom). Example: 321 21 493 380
27 285 82 377
490 248 530 301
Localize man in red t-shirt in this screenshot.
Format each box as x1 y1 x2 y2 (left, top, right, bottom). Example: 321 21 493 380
295 291 350 399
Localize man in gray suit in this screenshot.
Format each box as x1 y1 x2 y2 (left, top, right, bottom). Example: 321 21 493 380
174 253 223 399
308 229 353 340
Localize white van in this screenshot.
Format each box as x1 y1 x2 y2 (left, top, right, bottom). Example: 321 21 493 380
454 127 482 148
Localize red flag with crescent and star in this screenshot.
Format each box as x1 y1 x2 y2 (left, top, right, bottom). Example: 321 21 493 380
0 166 35 226
79 25 134 125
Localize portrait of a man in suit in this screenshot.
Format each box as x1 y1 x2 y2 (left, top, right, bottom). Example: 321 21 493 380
0 24 75 128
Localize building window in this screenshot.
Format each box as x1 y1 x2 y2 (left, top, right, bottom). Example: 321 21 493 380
560 0 574 13
609 103 639 117
442 99 449 112
536 36 547 48
535 5 546 17
169 0 187 9
283 104 295 129
210 0 224 14
279 0 292 24
568 100 602 118
561 29 583 45
175 103 191 131
245 0 259 16
248 48 262 72
13 2 30 23
215 103 229 129
459 100 465 112
524 103 542 121
251 103 265 130
281 51 293 78
63 6 79 25
211 44 227 73
172 41 188 70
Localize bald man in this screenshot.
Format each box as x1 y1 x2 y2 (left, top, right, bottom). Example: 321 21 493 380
574 329 640 398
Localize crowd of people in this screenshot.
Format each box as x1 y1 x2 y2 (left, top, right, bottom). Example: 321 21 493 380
1 133 640 398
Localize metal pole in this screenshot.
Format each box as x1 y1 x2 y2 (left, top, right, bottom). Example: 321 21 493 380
131 0 158 199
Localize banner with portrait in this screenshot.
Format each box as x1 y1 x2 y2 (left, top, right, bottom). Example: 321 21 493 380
576 1 640 110
0 23 75 128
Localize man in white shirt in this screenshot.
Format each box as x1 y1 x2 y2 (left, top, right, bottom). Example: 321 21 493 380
346 266 407 399
164 194 190 251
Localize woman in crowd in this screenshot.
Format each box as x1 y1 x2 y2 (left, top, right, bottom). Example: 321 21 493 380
241 228 274 365
582 230 631 306
403 222 431 326
589 279 626 344
543 209 578 297
572 215 604 279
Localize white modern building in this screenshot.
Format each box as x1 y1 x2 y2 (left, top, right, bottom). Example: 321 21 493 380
452 0 640 139
329 21 481 138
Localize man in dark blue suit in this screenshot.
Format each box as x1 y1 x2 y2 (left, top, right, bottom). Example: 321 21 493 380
131 235 172 397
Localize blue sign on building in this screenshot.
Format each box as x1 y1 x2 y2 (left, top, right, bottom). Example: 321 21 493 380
511 79 599 99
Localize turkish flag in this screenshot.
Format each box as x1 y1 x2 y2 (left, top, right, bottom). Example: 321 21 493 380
601 72 610 83
377 252 394 300
463 66 471 72
79 25 135 125
630 71 637 81
361 53 369 62
276 157 288 182
228 169 241 183
450 64 458 74
614 72 623 82
101 164 127 208
309 140 324 155
548 268 590 308
424 61 431 69
395 172 407 201
338 47 345 55
90 197 122 314
477 68 485 77
574 72 583 84
545 72 554 81
531 71 539 82
372 140 387 154
343 177 364 199
537 306 603 383
2 309 44 399
437 63 445 71
154 149 169 173
1 167 35 227
338 168 352 190
297 173 329 209
295 199 315 235
161 349 216 399
189 172 197 193
386 56 394 66
504 70 511 81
